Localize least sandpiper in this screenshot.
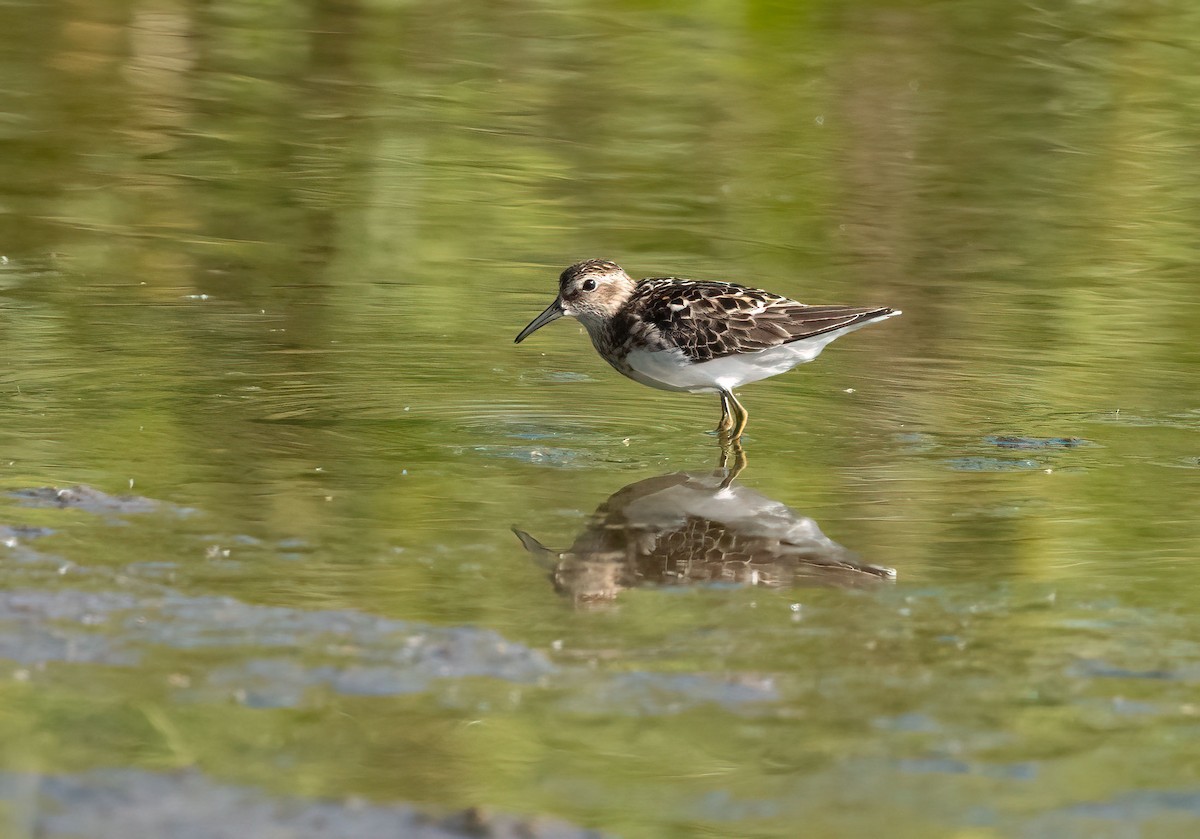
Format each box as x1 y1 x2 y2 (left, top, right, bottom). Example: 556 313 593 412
515 259 900 441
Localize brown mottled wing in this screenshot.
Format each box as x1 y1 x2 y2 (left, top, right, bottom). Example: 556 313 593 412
632 279 895 363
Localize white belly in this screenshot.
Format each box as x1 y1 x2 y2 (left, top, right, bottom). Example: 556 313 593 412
621 322 880 393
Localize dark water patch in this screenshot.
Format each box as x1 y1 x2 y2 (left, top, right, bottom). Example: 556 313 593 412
0 591 140 667
142 596 553 679
0 590 552 694
1061 788 1200 820
1067 657 1181 682
900 432 1095 472
986 436 1090 450
945 457 1045 472
0 589 792 715
196 659 788 715
0 590 138 624
0 533 173 589
0 524 55 542
873 712 942 733
0 627 135 668
0 768 608 839
898 758 1037 780
9 485 187 516
1021 788 1200 836
195 657 483 707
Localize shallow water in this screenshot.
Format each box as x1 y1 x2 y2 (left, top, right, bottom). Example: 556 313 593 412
2 1 1200 836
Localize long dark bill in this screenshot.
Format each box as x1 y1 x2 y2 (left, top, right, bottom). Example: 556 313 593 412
514 298 565 343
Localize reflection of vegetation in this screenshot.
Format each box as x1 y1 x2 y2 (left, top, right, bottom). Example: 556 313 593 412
1 0 1199 834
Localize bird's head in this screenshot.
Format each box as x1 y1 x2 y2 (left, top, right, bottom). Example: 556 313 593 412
515 259 636 343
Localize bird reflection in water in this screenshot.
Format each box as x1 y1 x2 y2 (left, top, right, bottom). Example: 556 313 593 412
513 450 895 607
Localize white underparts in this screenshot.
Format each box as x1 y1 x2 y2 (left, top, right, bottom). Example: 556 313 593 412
621 316 896 393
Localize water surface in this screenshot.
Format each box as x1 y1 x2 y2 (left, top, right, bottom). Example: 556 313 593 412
1 1 1199 836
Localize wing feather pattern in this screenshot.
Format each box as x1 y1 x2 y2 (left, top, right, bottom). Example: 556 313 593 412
628 279 895 363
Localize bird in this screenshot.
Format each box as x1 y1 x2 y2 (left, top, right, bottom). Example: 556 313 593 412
514 259 900 441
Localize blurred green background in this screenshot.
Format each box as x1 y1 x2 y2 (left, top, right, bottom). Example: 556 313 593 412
1 0 1199 836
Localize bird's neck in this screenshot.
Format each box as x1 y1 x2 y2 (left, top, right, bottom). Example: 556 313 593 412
577 313 616 355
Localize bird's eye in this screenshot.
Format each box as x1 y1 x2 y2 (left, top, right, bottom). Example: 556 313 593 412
582 279 597 292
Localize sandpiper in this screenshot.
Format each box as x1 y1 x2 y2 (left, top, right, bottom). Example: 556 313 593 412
514 259 900 441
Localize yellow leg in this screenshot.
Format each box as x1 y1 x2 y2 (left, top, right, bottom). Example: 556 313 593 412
716 391 734 435
727 390 749 441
